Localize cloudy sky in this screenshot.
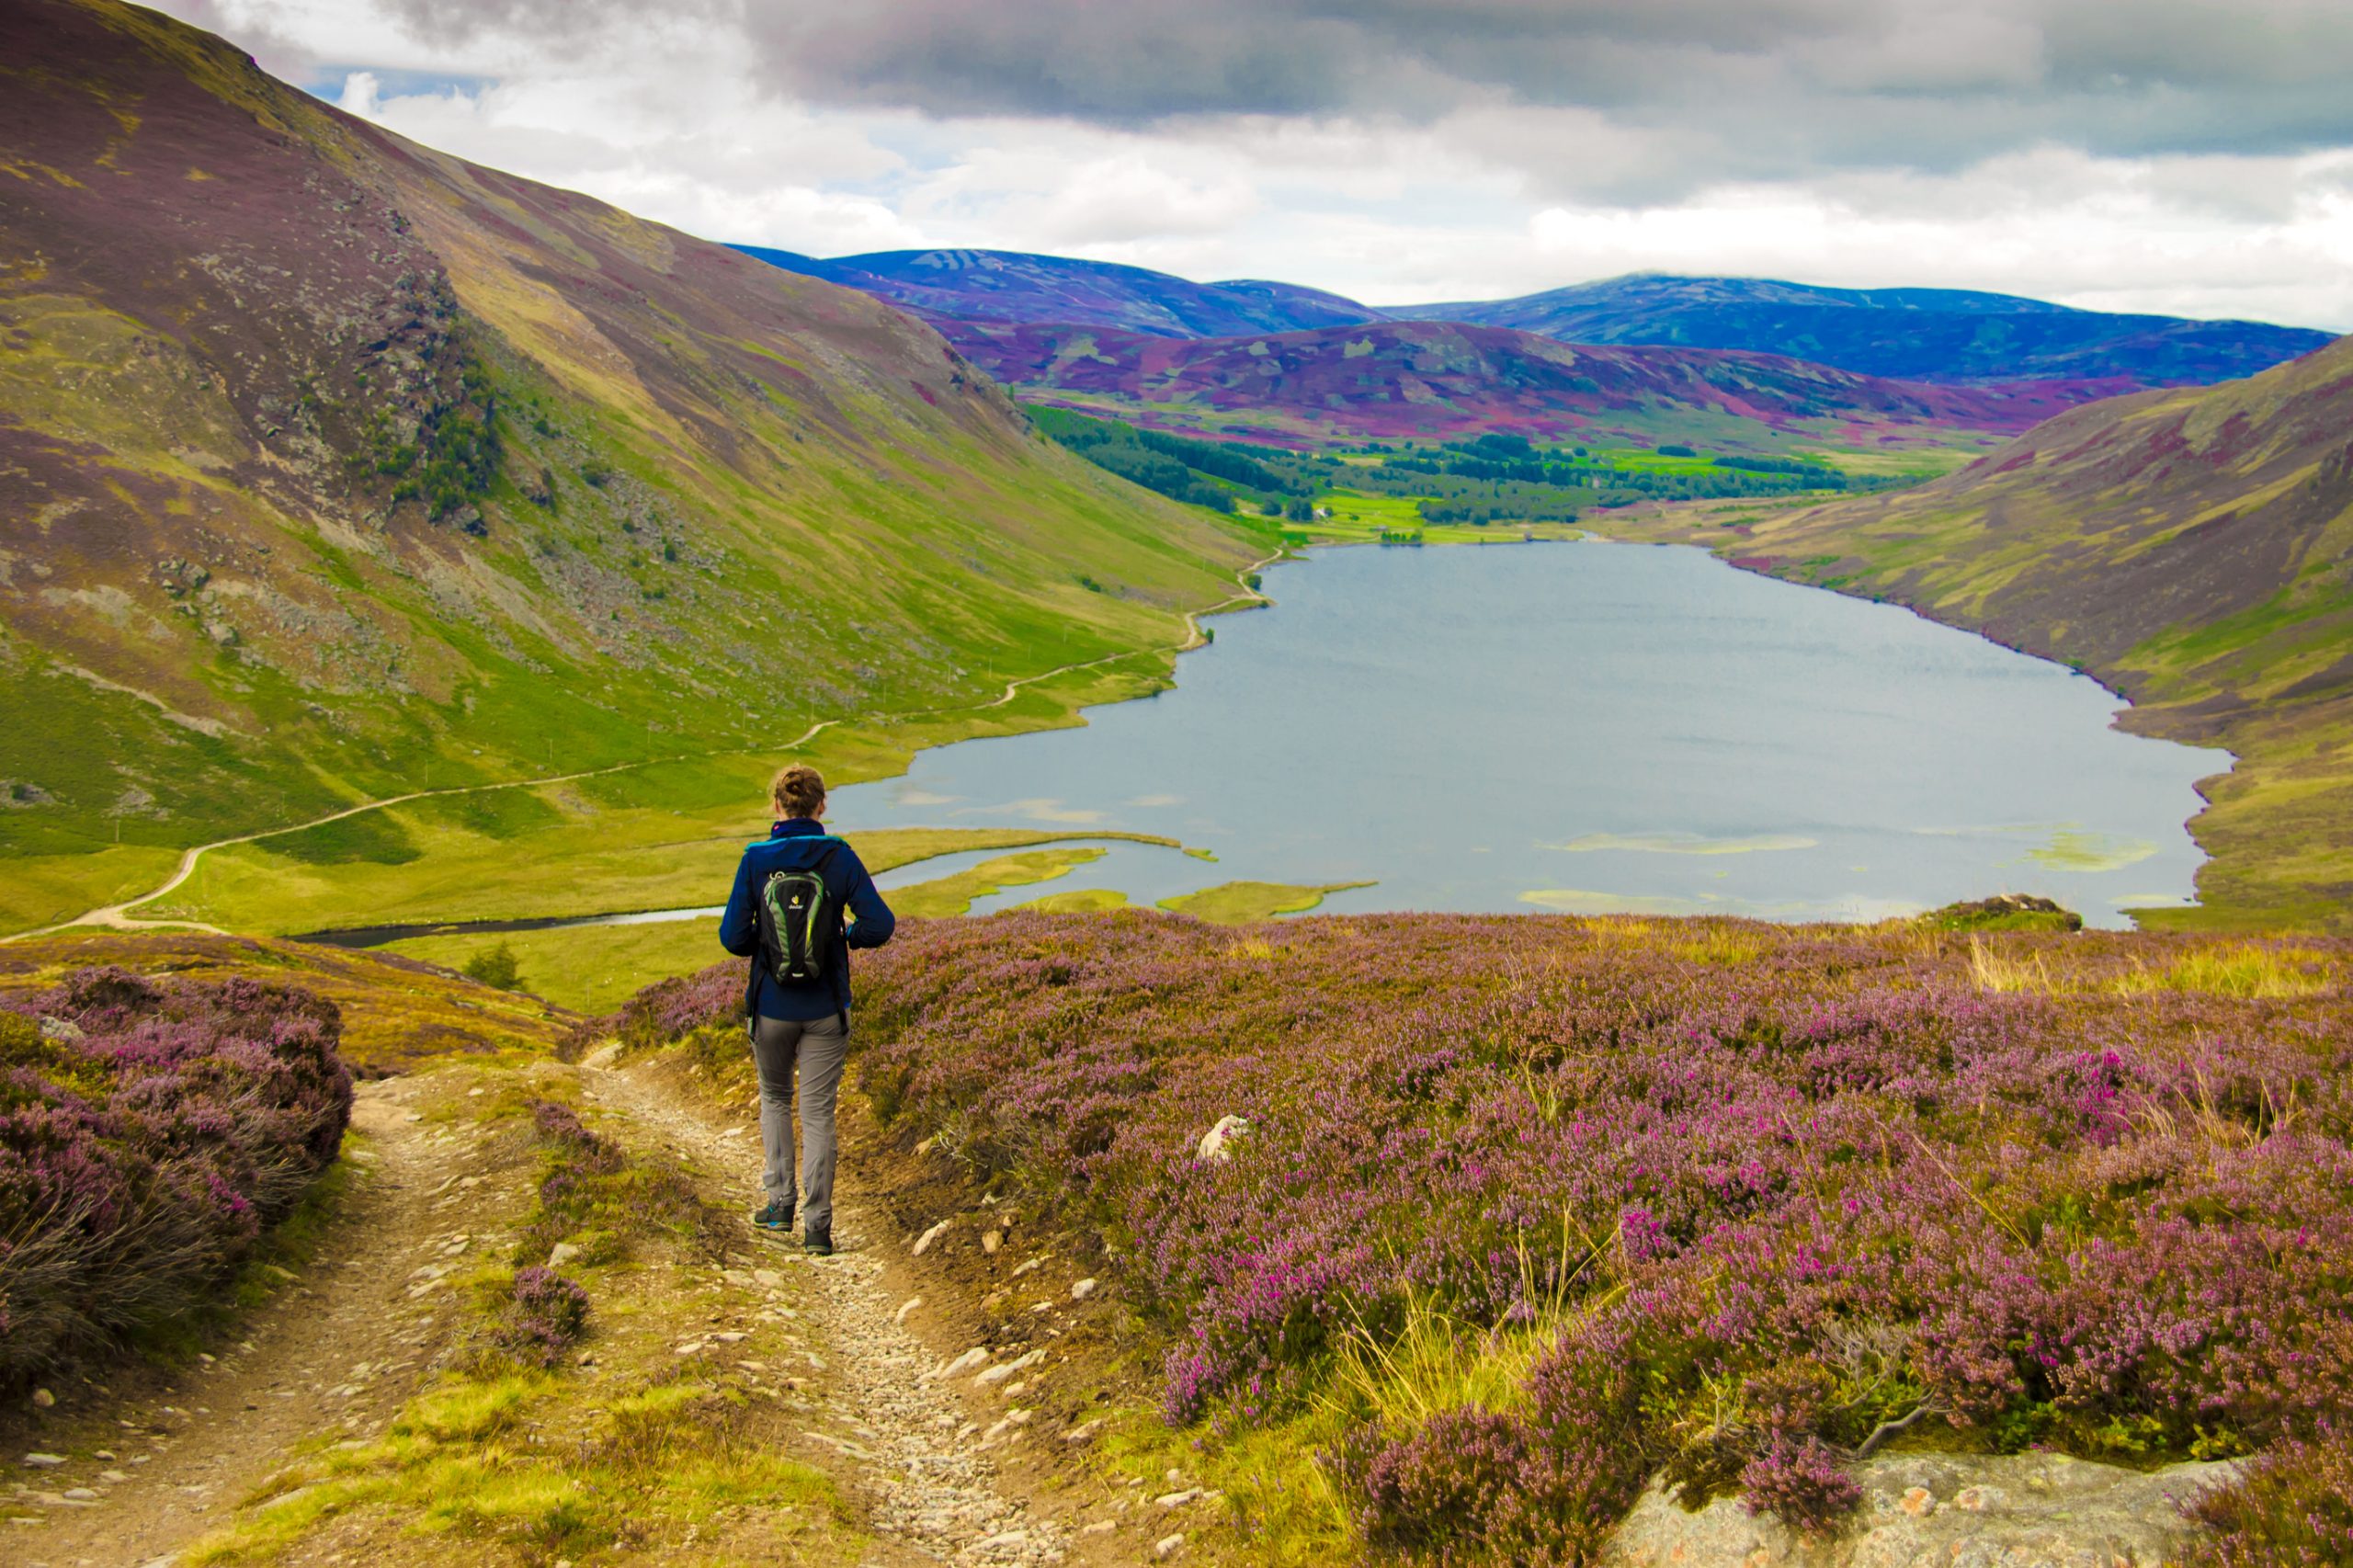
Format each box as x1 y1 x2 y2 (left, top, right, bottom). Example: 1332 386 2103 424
155 0 2353 328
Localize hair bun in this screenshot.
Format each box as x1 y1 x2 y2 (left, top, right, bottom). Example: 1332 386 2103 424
771 763 826 818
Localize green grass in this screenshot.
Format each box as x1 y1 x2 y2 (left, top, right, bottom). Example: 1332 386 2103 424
1158 881 1376 922
1301 490 1582 546
1015 887 1130 913
387 920 724 1016
0 845 184 934
892 847 1107 918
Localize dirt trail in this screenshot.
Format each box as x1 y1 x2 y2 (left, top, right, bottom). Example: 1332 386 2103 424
580 1052 1084 1566
8 1051 1139 1565
6 1076 501 1567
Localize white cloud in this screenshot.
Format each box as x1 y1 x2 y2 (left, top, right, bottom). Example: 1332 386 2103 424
145 0 2353 329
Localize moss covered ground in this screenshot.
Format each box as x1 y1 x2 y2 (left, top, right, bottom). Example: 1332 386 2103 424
1157 880 1376 922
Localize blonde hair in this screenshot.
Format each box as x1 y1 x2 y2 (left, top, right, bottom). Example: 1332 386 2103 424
771 764 826 820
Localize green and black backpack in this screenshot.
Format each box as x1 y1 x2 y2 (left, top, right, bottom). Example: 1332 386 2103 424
756 841 844 989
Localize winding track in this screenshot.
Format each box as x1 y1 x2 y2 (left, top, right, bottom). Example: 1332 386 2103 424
10 558 1279 945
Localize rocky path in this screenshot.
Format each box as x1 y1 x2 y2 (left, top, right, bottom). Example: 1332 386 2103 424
9 1050 1128 1566
580 1051 1077 1566
7 1076 493 1567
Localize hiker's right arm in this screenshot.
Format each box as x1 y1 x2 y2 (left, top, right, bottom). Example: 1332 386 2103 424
719 855 759 956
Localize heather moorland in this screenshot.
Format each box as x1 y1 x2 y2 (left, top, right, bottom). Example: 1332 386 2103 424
608 911 2353 1562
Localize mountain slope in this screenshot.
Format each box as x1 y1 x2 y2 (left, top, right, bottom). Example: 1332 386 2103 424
1416 274 2336 388
0 0 1262 914
938 317 2109 444
733 245 1387 338
1658 332 2353 927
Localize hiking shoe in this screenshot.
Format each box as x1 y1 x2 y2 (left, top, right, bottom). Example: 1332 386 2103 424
752 1199 793 1234
802 1222 833 1257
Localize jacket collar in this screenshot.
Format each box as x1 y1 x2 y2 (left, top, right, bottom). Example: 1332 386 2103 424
770 818 828 839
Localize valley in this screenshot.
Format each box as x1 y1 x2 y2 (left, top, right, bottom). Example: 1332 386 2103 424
6 1 2353 1564
0 0 1270 935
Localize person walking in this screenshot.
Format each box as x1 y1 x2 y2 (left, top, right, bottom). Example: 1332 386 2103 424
719 764 894 1256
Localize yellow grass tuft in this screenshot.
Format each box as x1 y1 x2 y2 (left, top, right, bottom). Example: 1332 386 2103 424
1968 935 2056 994
2110 943 2334 1000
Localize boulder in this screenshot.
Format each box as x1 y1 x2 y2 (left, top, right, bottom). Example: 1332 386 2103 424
1198 1115 1251 1162
1601 1452 2238 1568
1917 894 2083 933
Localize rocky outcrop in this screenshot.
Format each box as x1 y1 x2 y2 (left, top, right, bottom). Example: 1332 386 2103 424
1603 1452 2239 1568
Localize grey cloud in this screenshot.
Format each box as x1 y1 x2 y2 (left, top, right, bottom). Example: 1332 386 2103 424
735 0 2353 191
378 0 739 51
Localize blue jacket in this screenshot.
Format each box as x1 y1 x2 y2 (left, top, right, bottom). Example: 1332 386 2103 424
720 819 895 1022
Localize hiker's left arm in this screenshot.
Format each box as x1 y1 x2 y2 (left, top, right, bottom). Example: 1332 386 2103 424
844 855 895 949
719 855 760 956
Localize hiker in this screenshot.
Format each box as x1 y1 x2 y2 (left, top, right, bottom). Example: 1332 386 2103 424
719 764 895 1256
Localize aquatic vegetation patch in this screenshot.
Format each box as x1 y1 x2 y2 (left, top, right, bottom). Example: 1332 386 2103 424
1544 831 1820 855
2027 829 2160 874
1157 881 1375 922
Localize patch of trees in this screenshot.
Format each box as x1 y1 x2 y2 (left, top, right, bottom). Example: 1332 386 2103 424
1031 404 1334 513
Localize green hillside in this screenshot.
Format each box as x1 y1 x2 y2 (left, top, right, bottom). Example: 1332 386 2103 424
1605 334 2353 930
0 0 1268 934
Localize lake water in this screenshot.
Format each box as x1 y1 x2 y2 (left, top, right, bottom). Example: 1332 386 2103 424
825 540 2227 928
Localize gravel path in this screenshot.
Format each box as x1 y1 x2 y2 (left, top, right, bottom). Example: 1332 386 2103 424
580 1052 1073 1566
6 1076 494 1567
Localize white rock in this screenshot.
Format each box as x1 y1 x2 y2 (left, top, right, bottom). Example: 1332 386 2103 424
975 1348 1045 1385
982 1230 1003 1256
936 1347 991 1381
912 1221 952 1256
1080 1518 1118 1535
894 1296 924 1325
1156 1489 1203 1507
23 1455 64 1469
29 1389 53 1409
1064 1419 1106 1444
1197 1115 1250 1162
547 1242 582 1268
1070 1278 1099 1301
1154 1532 1187 1559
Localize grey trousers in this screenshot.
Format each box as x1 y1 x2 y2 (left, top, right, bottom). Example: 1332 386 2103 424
750 1011 848 1232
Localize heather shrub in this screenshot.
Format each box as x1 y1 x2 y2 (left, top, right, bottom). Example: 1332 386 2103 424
516 1097 721 1265
617 914 2352 1557
2191 1423 2353 1564
0 966 355 1383
488 1265 592 1368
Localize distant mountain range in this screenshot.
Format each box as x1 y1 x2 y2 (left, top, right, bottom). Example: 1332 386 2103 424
738 247 2334 392
1414 275 2336 388
731 246 1378 340
938 318 2107 444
